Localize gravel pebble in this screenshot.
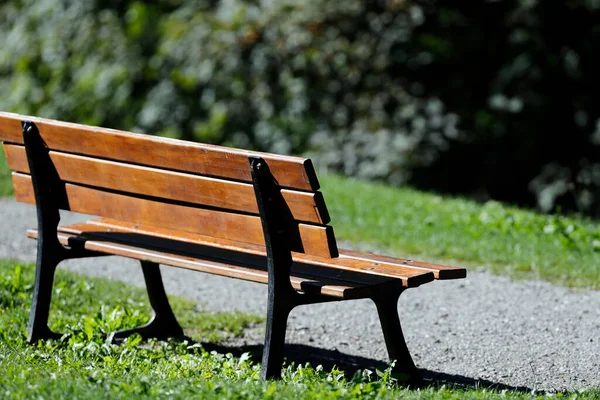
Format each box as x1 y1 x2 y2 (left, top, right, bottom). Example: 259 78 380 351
1 198 599 392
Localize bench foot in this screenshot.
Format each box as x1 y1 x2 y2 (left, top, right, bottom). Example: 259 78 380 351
27 254 63 343
260 301 292 380
111 313 183 341
28 326 64 343
372 289 422 385
112 261 183 341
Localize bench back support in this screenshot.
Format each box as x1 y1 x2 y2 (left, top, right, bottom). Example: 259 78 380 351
250 156 296 294
250 155 300 378
0 113 339 258
22 121 65 256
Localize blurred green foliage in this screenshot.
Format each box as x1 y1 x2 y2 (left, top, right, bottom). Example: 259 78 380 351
405 1 600 216
0 0 599 215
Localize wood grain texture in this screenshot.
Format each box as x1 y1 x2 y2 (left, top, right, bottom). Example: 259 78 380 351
50 223 394 286
26 229 374 299
0 113 21 143
4 144 330 224
11 173 35 204
2 144 29 173
48 219 435 287
340 250 467 280
12 173 337 258
0 111 319 190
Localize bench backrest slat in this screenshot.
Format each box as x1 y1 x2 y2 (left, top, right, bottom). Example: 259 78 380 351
0 112 319 190
4 144 330 224
1 112 338 258
12 173 337 258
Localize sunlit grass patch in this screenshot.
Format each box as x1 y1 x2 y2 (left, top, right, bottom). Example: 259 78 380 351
0 259 262 345
321 175 600 289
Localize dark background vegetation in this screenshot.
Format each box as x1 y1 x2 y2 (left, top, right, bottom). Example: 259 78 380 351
1 0 599 216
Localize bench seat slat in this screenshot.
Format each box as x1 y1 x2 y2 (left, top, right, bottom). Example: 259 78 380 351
12 173 337 258
339 250 466 280
3 144 330 224
42 219 435 287
52 225 398 287
26 229 381 300
0 111 319 191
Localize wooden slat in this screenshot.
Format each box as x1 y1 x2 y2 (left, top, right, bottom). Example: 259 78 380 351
49 224 394 286
53 223 393 287
26 230 373 299
11 173 34 204
50 219 435 287
3 144 330 224
2 144 29 172
0 113 20 143
12 173 337 258
339 249 466 280
0 111 319 190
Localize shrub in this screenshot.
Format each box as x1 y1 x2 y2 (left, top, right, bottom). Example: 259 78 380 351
1 0 599 215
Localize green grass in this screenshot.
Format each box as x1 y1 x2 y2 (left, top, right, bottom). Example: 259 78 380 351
0 147 12 196
0 260 598 399
320 175 600 289
0 260 262 345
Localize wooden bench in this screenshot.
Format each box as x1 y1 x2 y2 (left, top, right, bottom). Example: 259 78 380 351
0 111 466 382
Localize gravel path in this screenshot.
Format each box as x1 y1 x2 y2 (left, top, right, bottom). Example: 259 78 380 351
1 198 599 393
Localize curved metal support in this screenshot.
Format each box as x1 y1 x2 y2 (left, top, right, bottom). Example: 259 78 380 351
249 156 297 379
23 121 68 343
249 156 295 296
112 261 183 341
371 288 422 385
22 120 127 342
250 156 354 379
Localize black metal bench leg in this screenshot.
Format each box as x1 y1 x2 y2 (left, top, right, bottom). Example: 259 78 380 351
27 254 63 343
260 301 292 380
372 289 422 385
112 261 183 341
22 120 66 343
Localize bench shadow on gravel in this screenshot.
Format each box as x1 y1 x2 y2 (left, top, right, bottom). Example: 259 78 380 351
196 340 535 393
